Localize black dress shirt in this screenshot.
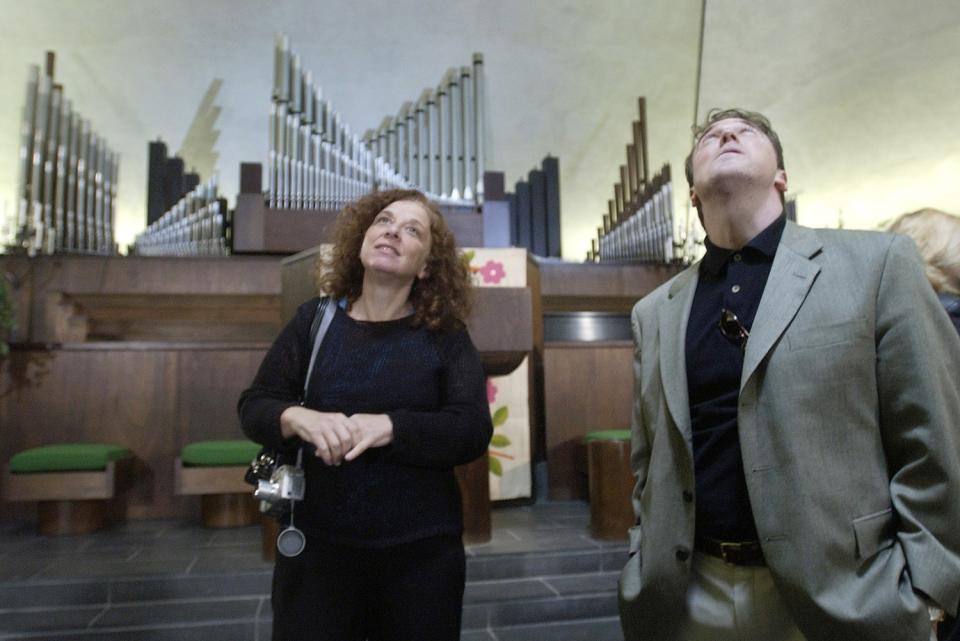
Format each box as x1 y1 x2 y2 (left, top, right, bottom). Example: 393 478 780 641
685 215 785 542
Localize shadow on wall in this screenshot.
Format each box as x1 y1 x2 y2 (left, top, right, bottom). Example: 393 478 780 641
177 78 222 179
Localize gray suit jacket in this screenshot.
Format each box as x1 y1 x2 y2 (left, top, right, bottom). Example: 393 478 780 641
618 221 960 641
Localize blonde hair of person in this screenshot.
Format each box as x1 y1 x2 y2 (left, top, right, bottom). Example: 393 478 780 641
888 208 960 296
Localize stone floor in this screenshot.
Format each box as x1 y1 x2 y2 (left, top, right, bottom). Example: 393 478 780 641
0 501 627 640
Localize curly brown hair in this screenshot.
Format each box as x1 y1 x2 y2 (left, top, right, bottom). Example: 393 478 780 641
315 189 473 330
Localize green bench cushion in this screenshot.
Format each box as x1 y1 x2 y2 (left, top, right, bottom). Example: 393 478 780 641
10 443 131 473
583 429 632 443
181 440 261 467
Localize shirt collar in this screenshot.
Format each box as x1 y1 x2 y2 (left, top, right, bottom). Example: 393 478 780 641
701 214 786 276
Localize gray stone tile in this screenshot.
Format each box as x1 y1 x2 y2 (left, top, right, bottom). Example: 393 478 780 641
109 572 271 602
79 542 150 557
204 527 262 547
464 577 555 604
489 507 550 529
467 534 599 556
0 502 628 639
544 571 620 596
0 579 108 609
0 557 54 581
256 618 273 641
4 622 257 641
93 596 261 628
467 550 602 581
121 547 201 563
494 616 625 641
0 604 104 634
0 535 91 555
32 557 195 580
461 601 491 630
189 553 271 574
489 593 618 627
598 547 630 571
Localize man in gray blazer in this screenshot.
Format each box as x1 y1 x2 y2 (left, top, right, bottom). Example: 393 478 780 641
618 108 960 641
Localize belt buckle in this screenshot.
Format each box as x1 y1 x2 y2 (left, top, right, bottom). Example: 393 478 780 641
719 541 744 564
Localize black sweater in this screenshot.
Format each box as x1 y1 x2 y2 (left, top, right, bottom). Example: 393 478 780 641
238 298 493 547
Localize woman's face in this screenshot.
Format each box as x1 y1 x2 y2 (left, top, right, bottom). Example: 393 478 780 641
359 199 433 281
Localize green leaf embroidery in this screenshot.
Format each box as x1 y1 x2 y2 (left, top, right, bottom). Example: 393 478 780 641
490 434 511 448
488 455 503 476
463 250 476 263
492 406 508 427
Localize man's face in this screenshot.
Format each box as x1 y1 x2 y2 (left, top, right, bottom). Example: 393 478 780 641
689 117 786 207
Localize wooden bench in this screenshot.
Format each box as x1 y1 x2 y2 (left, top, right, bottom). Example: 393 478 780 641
3 443 133 535
585 430 634 541
174 440 261 528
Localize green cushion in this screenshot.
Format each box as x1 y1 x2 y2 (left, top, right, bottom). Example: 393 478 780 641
10 443 131 473
181 440 261 467
583 430 632 443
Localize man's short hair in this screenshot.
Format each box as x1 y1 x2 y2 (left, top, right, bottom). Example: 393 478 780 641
683 108 786 189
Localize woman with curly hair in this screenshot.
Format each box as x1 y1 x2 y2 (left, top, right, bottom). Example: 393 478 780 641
239 188 492 641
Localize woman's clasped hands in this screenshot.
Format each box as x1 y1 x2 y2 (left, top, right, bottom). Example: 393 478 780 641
280 406 394 465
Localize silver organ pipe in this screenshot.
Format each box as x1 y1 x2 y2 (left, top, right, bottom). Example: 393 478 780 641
133 177 229 257
590 98 686 265
264 34 487 210
13 53 120 255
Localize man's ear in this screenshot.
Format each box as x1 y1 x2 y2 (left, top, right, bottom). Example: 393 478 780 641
690 186 700 209
774 169 787 194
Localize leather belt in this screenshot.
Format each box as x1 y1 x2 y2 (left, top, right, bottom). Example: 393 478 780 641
694 535 766 567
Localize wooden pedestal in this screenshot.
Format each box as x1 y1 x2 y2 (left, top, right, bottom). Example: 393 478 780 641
587 439 633 541
4 459 133 535
262 516 279 562
456 457 492 544
175 460 259 528
201 494 260 528
38 499 110 536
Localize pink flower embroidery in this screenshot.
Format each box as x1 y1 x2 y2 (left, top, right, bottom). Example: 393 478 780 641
478 260 506 284
487 378 498 404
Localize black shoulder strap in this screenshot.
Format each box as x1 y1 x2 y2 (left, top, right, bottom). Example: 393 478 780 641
302 298 336 401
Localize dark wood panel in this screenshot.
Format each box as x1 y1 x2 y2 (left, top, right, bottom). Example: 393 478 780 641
533 259 682 313
233 191 482 255
0 346 268 522
543 343 633 500
587 439 633 541
0 255 283 345
233 194 340 254
280 246 324 324
526 257 546 463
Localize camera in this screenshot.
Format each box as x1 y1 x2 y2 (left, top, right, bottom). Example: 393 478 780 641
253 465 305 519
254 464 305 502
245 450 305 518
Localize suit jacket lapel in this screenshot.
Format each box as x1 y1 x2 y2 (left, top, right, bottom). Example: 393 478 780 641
741 221 823 390
659 265 699 440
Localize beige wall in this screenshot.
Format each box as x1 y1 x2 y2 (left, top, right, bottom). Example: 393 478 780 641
0 0 957 259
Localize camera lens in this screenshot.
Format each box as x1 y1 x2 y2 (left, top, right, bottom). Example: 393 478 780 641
254 479 280 502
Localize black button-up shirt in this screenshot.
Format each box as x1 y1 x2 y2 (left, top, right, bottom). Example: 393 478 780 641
685 215 785 542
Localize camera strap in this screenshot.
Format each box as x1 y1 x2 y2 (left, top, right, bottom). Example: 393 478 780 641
302 297 336 403
277 297 336 559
